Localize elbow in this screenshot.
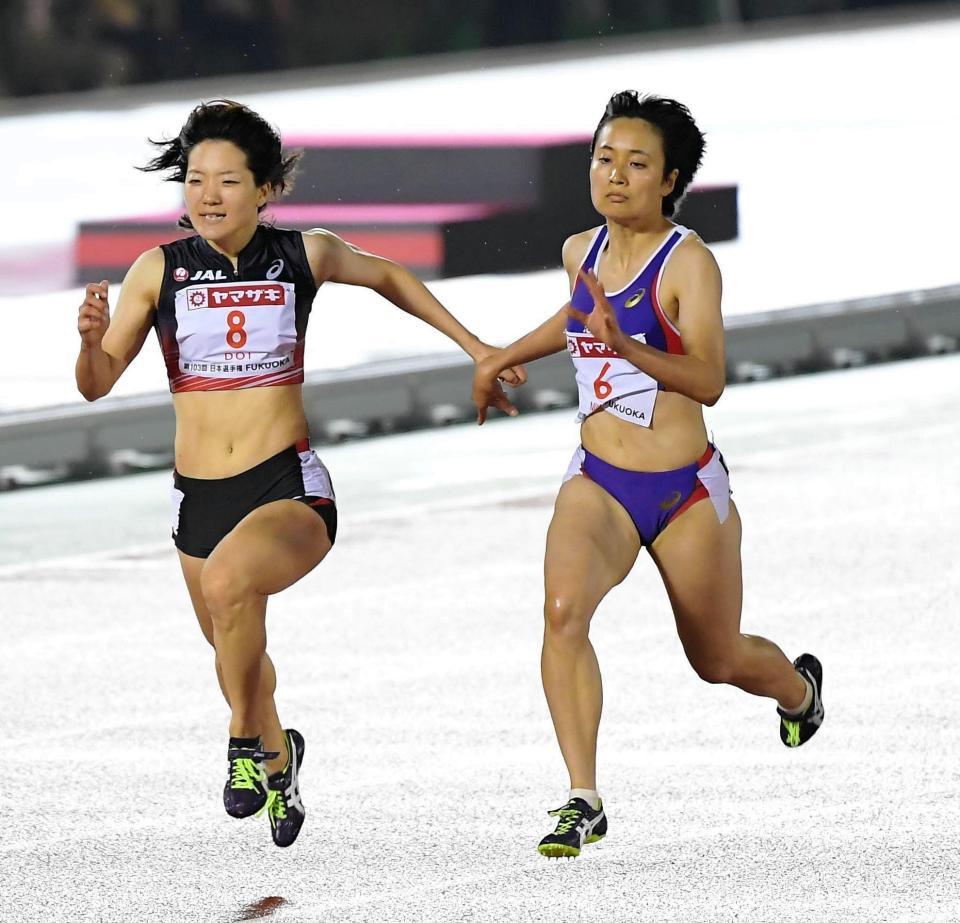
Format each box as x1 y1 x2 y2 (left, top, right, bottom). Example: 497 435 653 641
77 381 108 402
701 379 726 407
372 260 405 299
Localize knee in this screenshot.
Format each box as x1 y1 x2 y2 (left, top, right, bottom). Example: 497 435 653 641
543 591 591 642
688 653 737 686
200 561 252 629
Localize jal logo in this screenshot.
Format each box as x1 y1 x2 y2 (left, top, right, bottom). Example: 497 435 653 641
191 269 228 281
173 267 189 282
265 259 284 280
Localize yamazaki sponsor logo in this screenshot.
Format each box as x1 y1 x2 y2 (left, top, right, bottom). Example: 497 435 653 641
186 284 286 310
567 335 622 359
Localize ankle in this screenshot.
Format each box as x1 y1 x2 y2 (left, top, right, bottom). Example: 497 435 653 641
779 675 812 715
229 719 260 739
262 732 289 774
569 787 601 810
264 749 288 775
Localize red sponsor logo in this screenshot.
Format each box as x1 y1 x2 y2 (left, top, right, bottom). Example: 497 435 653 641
203 284 286 308
567 335 622 359
174 266 189 282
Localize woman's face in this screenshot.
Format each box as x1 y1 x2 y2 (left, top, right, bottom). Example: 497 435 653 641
184 139 269 244
589 118 678 222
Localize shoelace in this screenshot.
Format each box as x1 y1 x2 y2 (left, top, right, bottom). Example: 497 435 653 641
547 805 585 835
230 756 267 792
782 719 801 746
256 788 287 823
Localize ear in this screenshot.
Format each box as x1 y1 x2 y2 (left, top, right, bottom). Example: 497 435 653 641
256 182 272 208
662 168 679 198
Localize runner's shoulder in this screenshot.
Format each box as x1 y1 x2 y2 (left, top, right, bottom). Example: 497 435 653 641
562 227 601 276
122 247 165 304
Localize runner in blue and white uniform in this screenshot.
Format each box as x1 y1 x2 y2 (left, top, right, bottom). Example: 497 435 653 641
473 91 824 859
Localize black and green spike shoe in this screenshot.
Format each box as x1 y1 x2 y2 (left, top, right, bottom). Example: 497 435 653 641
258 728 306 848
223 737 278 818
778 653 825 747
537 797 607 858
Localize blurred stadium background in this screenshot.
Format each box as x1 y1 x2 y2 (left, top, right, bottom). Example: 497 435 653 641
1 0 958 486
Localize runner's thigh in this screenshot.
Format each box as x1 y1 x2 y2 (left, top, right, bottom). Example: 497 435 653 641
545 475 641 619
648 498 744 658
205 498 333 598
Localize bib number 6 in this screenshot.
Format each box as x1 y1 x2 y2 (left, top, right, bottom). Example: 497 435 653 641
226 310 248 349
593 361 613 400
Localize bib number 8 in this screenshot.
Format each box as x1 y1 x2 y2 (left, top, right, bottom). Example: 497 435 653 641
593 361 613 400
226 310 248 349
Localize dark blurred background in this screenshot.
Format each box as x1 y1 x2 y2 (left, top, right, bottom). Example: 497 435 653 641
0 0 952 97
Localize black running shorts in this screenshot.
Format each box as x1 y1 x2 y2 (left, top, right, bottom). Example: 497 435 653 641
171 441 337 558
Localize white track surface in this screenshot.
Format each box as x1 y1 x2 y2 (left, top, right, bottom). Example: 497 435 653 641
2 353 959 921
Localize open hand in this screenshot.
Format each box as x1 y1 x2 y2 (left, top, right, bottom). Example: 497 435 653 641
472 354 521 425
565 270 627 354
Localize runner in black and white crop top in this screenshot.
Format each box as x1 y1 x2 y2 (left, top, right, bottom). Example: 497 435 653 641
74 99 528 850
156 225 315 392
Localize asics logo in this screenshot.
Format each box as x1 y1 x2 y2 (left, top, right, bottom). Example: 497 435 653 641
659 490 682 510
285 746 304 814
286 782 304 814
266 259 284 280
578 811 604 845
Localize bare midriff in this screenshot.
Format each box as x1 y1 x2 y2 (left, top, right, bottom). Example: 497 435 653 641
172 384 308 479
580 390 708 472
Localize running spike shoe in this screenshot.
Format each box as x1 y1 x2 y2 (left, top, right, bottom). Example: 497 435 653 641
259 728 306 847
778 653 825 747
223 738 278 818
537 797 607 858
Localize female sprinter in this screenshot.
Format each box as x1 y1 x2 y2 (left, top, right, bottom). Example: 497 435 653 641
473 91 824 859
75 99 523 849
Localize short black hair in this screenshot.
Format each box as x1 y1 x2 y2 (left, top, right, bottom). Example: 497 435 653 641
590 91 705 217
139 99 300 229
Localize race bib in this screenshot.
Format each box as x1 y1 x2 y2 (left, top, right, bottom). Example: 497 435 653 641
173 281 297 378
567 331 658 428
